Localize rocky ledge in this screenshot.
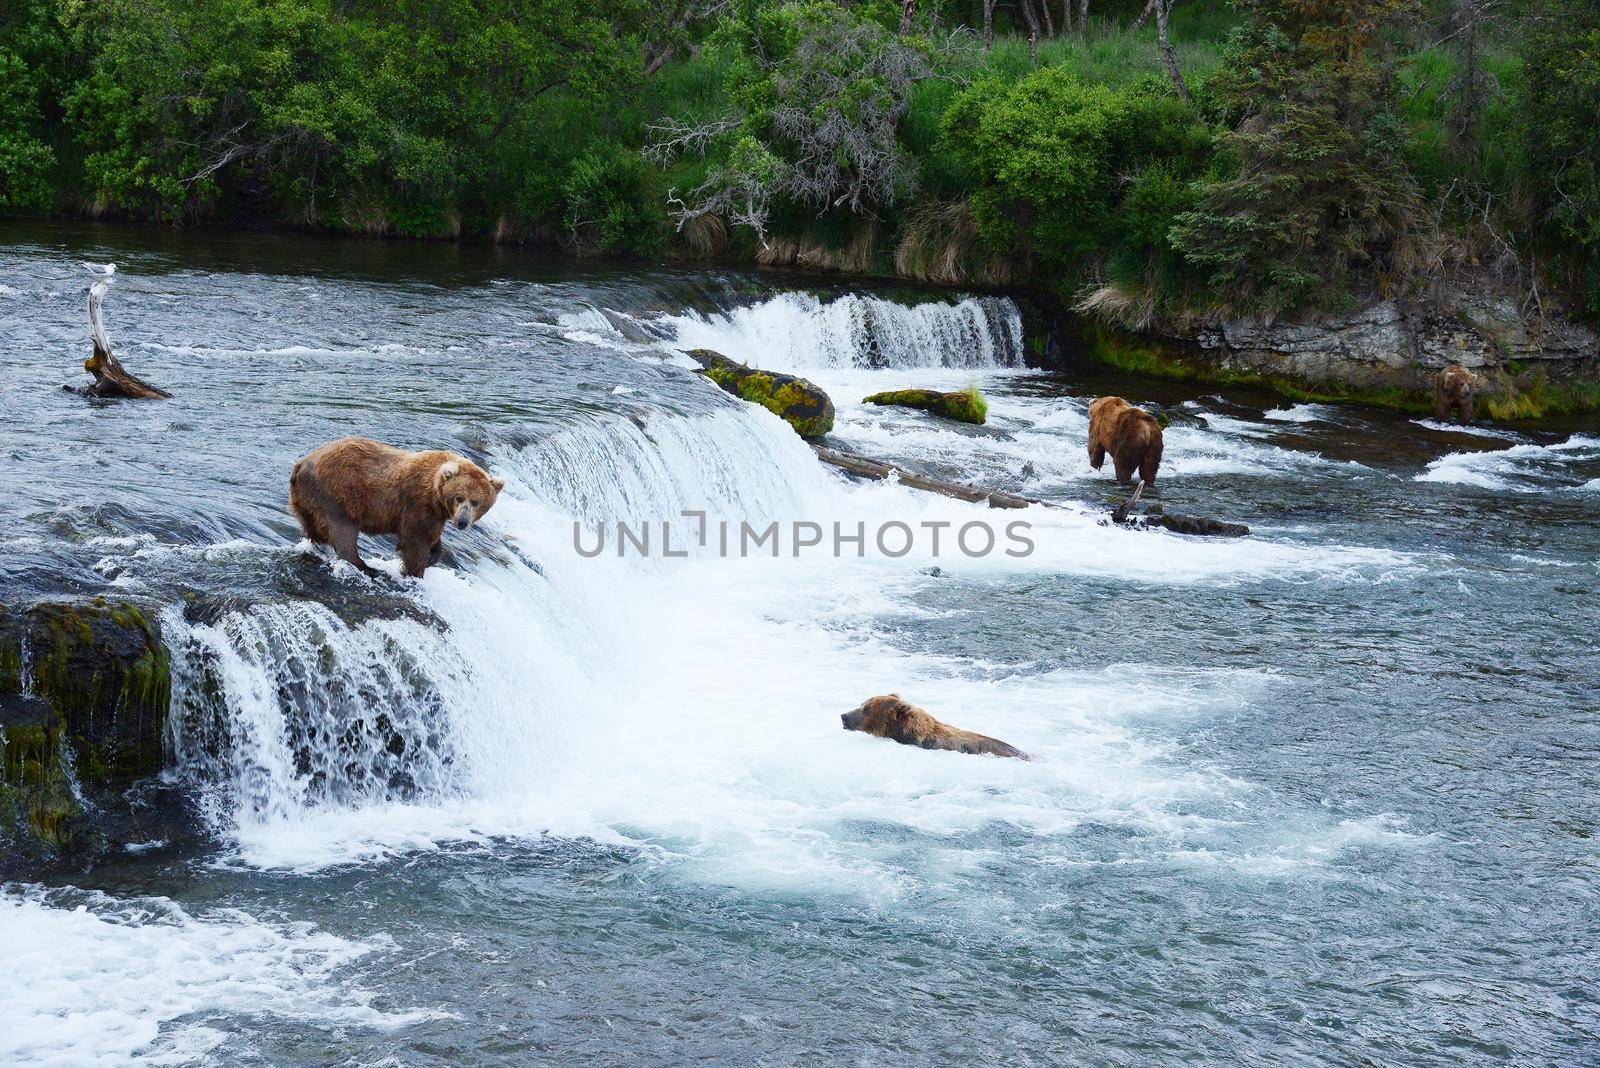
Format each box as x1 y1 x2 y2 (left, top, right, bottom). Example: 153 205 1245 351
1142 289 1600 412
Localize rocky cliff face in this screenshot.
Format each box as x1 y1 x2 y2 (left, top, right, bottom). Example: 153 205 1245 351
1171 294 1600 393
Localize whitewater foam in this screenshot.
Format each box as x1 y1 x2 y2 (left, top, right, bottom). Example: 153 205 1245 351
1263 403 1334 423
0 885 437 1066
153 395 1425 882
1415 434 1600 489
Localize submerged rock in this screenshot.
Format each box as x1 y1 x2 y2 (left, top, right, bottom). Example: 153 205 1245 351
1110 511 1249 537
1139 402 1172 430
1153 513 1250 537
687 349 835 438
863 386 988 425
0 598 197 876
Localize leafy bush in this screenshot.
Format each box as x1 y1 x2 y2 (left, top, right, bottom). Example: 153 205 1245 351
563 149 665 256
0 49 56 211
940 68 1210 284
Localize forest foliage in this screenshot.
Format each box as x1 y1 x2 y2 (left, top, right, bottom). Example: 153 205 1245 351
1 0 1596 320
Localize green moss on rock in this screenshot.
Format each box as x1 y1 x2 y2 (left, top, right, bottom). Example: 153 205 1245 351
688 349 836 438
0 599 170 790
863 385 988 425
0 694 82 860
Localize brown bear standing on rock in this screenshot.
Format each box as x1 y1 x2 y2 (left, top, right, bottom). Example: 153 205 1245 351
1436 364 1479 424
1087 396 1164 486
290 437 505 578
841 694 1027 759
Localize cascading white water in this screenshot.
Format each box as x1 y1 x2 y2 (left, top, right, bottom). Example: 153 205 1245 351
658 292 1026 371
161 402 835 853
155 288 1418 875
165 602 469 828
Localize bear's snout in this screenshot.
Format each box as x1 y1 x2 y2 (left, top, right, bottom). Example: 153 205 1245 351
841 708 864 731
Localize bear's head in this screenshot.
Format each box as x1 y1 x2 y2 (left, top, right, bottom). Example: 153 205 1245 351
1444 364 1478 397
841 694 910 735
434 460 506 530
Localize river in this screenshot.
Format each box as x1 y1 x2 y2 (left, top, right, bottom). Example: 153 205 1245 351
2 223 1597 1065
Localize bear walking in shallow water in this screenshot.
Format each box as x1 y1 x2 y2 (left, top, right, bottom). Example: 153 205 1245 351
1087 396 1163 486
289 437 504 578
1435 364 1479 424
841 694 1027 759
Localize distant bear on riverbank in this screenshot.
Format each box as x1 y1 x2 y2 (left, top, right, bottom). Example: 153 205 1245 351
1436 364 1479 423
1088 396 1164 485
290 437 504 578
841 694 1027 759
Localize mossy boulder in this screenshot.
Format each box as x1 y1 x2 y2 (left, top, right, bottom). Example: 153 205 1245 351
0 693 82 866
688 349 835 438
863 386 988 425
0 599 170 789
0 598 185 875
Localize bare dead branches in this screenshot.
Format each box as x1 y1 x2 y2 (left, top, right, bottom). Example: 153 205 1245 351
1154 0 1191 105
650 12 974 242
77 265 170 400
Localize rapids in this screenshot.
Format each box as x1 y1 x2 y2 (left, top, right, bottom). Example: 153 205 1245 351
1 224 1597 1066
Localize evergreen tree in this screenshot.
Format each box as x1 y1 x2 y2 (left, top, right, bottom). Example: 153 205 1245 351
1518 0 1600 317
1171 0 1420 313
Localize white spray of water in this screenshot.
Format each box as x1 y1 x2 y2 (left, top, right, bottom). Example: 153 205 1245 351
658 291 1026 371
154 391 1424 878
1415 434 1600 490
0 884 438 1066
1409 417 1525 441
1263 403 1333 423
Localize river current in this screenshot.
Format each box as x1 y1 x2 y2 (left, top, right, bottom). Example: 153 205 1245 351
1 224 1597 1066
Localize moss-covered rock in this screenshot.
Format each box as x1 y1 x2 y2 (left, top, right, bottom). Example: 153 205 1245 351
0 599 170 789
863 385 989 425
0 598 184 875
688 349 835 438
0 693 82 865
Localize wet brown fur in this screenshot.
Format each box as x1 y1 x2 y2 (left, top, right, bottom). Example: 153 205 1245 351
841 694 1027 759
1435 364 1478 423
289 437 504 578
1088 396 1164 485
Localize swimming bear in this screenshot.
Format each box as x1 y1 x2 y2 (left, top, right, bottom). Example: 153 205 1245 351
841 694 1027 759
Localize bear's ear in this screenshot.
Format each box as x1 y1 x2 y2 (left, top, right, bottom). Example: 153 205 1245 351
490 476 506 492
434 462 461 496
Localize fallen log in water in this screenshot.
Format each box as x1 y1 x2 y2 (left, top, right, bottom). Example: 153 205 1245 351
76 264 170 400
810 444 1042 509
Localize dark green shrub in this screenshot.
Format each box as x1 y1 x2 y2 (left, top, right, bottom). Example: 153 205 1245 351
1517 0 1600 318
940 68 1211 282
563 149 664 256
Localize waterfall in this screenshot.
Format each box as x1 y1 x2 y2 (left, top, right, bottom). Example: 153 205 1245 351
657 292 1026 371
162 403 837 848
166 602 469 829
